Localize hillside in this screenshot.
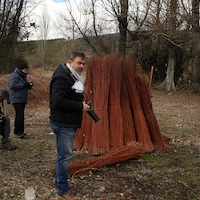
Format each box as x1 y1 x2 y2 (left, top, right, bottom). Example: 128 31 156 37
16 39 88 69
16 34 117 69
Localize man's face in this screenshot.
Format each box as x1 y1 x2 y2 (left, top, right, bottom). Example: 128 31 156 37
21 68 28 74
69 56 85 75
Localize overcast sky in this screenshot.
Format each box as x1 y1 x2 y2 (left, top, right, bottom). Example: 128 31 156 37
28 0 67 40
28 0 116 41
52 0 65 2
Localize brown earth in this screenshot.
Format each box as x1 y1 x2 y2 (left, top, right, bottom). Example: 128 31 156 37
0 74 200 200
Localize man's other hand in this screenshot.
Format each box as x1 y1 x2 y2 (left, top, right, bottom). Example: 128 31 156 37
82 102 90 112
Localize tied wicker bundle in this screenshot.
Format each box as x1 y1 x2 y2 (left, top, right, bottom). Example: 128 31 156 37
73 55 169 155
120 80 136 145
136 76 169 152
68 142 144 176
108 56 124 151
124 60 155 153
90 56 112 155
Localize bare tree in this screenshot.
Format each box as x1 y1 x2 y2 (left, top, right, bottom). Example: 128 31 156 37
100 0 129 57
89 0 112 54
0 0 25 72
0 0 40 73
155 0 200 90
55 0 98 54
127 0 190 91
191 0 200 86
56 0 118 55
157 0 177 91
38 2 49 71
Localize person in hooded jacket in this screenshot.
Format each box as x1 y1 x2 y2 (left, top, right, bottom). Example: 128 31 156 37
9 62 33 139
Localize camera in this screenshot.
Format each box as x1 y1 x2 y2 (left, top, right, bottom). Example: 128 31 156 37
29 82 34 90
86 101 100 123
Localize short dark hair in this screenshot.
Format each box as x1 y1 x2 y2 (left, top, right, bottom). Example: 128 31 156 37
68 51 85 62
0 88 9 98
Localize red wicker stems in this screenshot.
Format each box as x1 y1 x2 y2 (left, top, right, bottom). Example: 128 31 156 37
120 80 136 145
109 56 124 151
123 59 155 153
136 76 169 152
68 142 144 176
90 56 112 155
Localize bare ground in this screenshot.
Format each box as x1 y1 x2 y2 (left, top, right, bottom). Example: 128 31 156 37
0 83 200 200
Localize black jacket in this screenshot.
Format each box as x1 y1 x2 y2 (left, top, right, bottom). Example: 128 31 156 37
49 64 83 128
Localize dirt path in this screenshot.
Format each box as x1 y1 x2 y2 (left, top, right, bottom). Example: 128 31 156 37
151 89 200 148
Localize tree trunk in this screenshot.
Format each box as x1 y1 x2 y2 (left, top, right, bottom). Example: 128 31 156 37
118 0 128 58
158 48 176 91
192 53 200 83
158 0 177 91
166 49 176 91
192 0 200 84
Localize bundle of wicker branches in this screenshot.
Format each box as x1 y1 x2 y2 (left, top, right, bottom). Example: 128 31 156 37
68 142 144 176
74 55 169 155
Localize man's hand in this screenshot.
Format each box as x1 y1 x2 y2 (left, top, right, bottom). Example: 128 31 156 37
82 102 90 112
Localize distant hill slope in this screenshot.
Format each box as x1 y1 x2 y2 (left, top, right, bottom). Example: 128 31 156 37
16 39 82 69
16 34 116 69
16 39 96 69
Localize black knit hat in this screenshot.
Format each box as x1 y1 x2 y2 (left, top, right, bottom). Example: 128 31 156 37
19 62 28 70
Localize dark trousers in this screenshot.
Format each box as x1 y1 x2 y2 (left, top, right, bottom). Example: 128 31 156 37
13 103 25 135
1 117 10 144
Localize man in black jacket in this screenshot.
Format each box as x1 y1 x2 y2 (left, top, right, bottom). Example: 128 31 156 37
49 51 90 200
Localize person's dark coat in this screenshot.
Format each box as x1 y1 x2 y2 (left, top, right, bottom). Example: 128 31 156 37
49 64 83 128
9 68 29 104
